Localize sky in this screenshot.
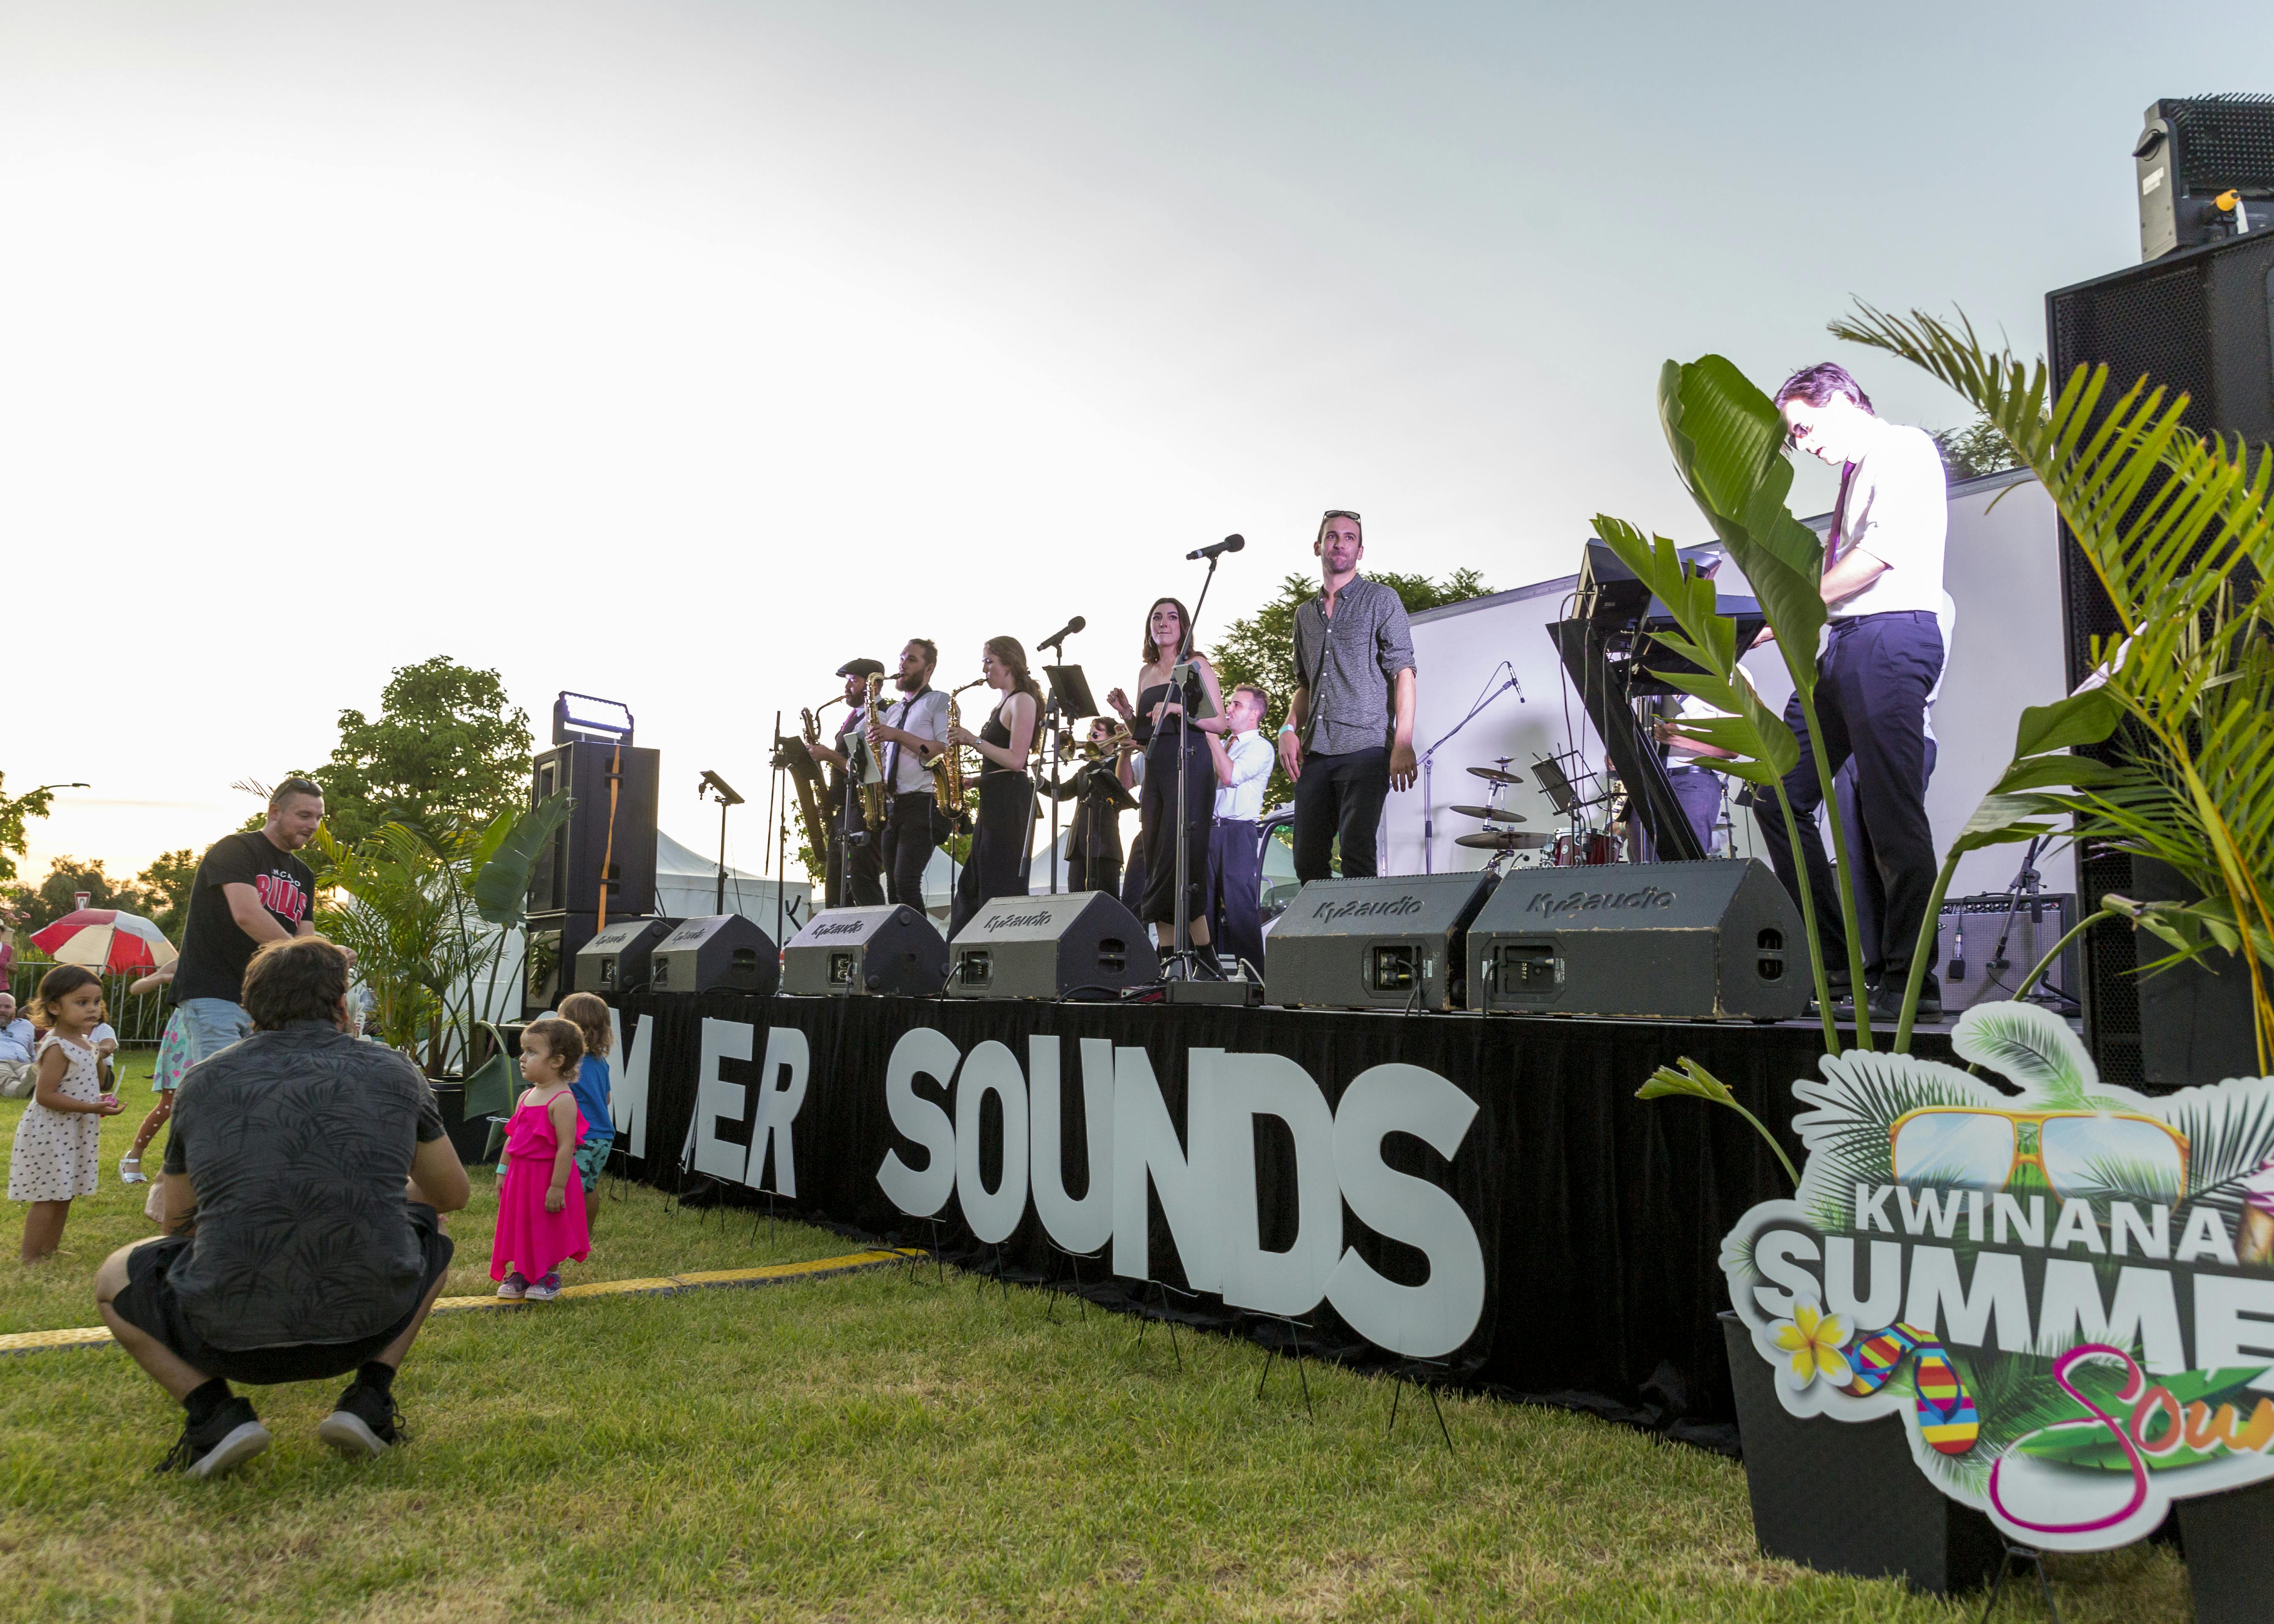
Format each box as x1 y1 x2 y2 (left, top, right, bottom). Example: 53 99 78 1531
0 1 2249 887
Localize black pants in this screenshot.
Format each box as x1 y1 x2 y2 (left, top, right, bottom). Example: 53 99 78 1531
1753 611 1944 985
1120 849 1146 919
1138 729 1215 927
839 820 885 908
1207 818 1264 971
952 773 1034 937
1837 738 1940 982
1068 817 1122 900
877 793 937 912
1291 746 1388 883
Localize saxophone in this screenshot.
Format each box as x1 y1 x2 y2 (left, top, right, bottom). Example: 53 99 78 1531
772 705 833 875
931 677 989 817
860 672 886 833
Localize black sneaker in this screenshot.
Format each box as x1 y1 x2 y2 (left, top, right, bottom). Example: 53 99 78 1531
316 1381 406 1458
156 1397 271 1479
1869 980 1943 1026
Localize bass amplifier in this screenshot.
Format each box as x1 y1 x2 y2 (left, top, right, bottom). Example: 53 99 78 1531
1936 892 2079 1014
782 905 948 996
1466 859 1806 1020
945 891 1157 1000
650 914 779 997
1264 872 1498 1012
571 916 681 996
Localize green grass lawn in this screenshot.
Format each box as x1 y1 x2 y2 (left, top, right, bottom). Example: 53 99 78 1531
0 1056 2196 1621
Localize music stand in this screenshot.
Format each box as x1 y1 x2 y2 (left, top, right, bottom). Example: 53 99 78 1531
1531 753 1585 817
1038 666 1100 893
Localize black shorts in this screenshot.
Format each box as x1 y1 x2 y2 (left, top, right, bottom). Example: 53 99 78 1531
111 1204 454 1386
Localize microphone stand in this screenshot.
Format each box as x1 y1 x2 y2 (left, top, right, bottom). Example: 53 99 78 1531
1165 551 1224 981
1415 665 1522 875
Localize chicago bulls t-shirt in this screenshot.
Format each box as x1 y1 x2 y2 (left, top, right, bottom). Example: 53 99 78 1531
171 831 318 1005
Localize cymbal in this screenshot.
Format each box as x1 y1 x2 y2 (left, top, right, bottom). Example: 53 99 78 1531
1448 803 1526 823
1467 765 1525 785
1456 830 1551 850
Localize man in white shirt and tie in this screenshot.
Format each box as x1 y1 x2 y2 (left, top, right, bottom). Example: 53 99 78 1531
1761 363 1949 1024
1205 683 1274 974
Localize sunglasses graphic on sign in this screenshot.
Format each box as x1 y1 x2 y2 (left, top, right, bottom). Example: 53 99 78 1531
1888 1108 2189 1199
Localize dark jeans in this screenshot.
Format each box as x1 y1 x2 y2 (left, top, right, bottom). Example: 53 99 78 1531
1629 765 1724 863
838 820 884 908
1292 746 1389 883
1837 738 1940 982
877 793 937 912
1207 818 1264 971
1753 611 1944 985
951 774 1034 938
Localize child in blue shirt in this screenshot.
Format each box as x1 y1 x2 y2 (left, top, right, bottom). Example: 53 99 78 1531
555 993 615 1196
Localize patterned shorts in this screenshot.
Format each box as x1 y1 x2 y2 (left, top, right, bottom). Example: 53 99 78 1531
574 1132 614 1194
152 1011 196 1094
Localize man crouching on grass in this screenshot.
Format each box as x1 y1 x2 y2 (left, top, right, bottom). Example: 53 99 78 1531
94 935 469 1479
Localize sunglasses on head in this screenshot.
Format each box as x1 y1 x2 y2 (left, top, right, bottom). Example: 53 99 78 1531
1322 510 1361 522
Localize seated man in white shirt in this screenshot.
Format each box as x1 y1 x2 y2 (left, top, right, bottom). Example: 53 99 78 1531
1763 363 1949 1024
1205 683 1275 974
0 993 34 1097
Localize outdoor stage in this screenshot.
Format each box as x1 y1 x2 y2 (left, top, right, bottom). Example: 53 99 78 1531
614 990 1949 1434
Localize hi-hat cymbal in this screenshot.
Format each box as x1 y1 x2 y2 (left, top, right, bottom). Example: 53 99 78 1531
1467 765 1525 785
1448 804 1527 823
1455 830 1551 850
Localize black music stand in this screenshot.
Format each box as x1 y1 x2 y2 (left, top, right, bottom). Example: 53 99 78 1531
1040 666 1098 893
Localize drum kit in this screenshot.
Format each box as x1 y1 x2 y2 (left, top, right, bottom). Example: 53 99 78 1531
1452 755 1623 871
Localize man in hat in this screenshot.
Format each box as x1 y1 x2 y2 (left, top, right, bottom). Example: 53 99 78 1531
805 659 887 907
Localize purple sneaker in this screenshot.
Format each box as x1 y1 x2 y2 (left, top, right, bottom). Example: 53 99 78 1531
496 1270 530 1300
525 1272 563 1302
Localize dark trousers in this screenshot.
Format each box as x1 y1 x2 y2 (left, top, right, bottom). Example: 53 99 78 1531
1837 738 1940 981
839 821 884 908
1291 746 1389 883
951 773 1034 937
1066 806 1122 899
1628 765 1724 863
1753 612 1944 985
877 793 937 912
1207 818 1264 972
1119 849 1146 919
1138 732 1215 927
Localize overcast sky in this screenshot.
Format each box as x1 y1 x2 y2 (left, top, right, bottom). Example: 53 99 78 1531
1 2 2245 884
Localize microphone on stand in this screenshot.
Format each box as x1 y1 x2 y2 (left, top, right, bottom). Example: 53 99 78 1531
1037 615 1085 655
1186 534 1245 561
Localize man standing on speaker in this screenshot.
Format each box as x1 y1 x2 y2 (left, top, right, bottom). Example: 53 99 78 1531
868 639 951 914
1758 363 1948 1024
1278 511 1418 883
805 659 886 908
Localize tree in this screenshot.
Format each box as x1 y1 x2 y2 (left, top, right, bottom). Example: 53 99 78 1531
1208 567 1493 808
7 856 161 935
316 657 535 846
0 774 55 884
1932 413 2020 481
136 849 198 940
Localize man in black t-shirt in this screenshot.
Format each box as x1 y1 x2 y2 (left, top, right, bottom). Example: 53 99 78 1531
168 777 325 1067
96 936 469 1478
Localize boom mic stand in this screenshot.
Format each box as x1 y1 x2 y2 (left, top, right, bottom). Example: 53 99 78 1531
1164 551 1227 983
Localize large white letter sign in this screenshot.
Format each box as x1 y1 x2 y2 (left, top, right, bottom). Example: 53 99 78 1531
606 1007 653 1158
1028 1037 1113 1254
1324 1062 1485 1358
692 1018 755 1183
1201 1050 1341 1317
876 1026 960 1216
955 1040 1031 1244
1111 1046 1219 1291
748 1026 811 1197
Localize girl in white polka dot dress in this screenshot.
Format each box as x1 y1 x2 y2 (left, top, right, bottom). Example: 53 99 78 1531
11 965 123 1261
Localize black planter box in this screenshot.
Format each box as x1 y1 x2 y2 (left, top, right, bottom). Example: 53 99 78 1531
1721 1311 2000 1594
429 1081 496 1168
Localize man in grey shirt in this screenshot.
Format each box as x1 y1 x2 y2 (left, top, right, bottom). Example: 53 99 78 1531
1278 510 1419 881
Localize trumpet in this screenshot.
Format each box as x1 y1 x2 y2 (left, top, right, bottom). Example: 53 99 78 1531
1072 723 1135 760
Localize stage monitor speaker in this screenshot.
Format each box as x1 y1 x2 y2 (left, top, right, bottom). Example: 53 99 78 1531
1934 893 2079 1016
650 914 779 996
945 891 1156 1000
1264 872 1498 1012
2134 96 2274 262
1465 859 1806 1020
782 905 948 996
2047 230 2273 1085
522 911 595 1016
527 741 661 920
572 916 681 997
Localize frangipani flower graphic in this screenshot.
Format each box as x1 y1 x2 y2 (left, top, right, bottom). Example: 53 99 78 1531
1768 1300 1853 1392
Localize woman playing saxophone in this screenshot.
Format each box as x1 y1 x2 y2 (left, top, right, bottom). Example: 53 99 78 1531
946 636 1042 937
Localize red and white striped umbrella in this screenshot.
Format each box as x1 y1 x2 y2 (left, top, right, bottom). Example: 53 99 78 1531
29 909 179 973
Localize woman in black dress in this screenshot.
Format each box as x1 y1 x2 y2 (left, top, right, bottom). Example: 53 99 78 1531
1106 596 1226 955
947 635 1042 937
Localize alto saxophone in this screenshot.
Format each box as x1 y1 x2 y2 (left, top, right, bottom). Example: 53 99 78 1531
860 672 886 834
932 677 989 815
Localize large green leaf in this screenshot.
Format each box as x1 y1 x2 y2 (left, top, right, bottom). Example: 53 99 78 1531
2014 689 2121 758
471 792 572 926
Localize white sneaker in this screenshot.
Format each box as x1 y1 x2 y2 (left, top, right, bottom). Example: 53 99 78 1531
119 1156 147 1185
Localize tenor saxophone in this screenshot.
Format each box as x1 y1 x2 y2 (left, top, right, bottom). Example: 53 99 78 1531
860 672 886 833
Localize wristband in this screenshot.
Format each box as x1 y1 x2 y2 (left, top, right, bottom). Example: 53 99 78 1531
1277 723 1298 738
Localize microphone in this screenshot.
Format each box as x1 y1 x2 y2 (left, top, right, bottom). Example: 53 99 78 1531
1037 615 1085 654
1186 534 1245 561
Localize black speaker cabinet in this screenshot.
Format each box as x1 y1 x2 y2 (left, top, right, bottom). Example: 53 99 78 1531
527 741 661 919
523 911 593 1017
945 891 1156 1000
572 916 681 997
649 914 779 996
2134 96 2274 263
1934 893 2079 1015
1466 859 1806 1020
782 905 948 996
1264 872 1497 1012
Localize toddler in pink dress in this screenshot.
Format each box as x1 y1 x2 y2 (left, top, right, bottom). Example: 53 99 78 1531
490 1016 590 1302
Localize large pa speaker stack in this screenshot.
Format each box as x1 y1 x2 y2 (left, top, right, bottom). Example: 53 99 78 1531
2047 174 2271 1087
522 739 662 1015
1264 873 1498 1012
945 892 1157 1000
1465 859 1807 1020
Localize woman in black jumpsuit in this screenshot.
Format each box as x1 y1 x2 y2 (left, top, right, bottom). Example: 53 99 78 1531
948 635 1041 938
1106 596 1226 955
